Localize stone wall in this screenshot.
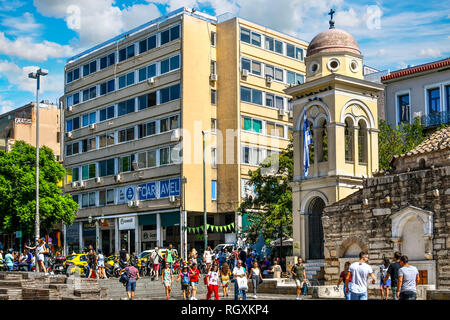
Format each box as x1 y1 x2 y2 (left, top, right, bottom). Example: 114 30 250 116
322 164 450 288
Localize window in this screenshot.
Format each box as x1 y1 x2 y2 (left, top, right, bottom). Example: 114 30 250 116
275 40 283 54
99 132 114 148
147 35 157 50
83 64 89 77
240 28 250 43
147 91 157 108
345 118 354 162
138 121 156 138
119 155 132 173
251 61 261 76
266 122 284 137
211 89 217 105
118 127 135 143
138 67 146 82
137 152 146 169
266 94 274 107
398 94 410 123
99 105 115 121
99 189 115 206
295 73 304 84
127 45 135 59
317 119 328 162
66 142 80 156
296 47 303 60
160 118 168 132
211 180 217 200
118 44 134 62
82 164 96 180
161 25 180 45
242 146 264 165
119 71 134 89
147 149 157 167
428 88 440 114
287 71 295 85
241 58 251 72
160 147 170 165
147 64 156 78
72 167 79 182
251 32 261 46
100 79 114 96
242 117 262 133
286 43 295 58
240 86 251 103
72 117 80 130
274 68 283 81
210 61 216 75
118 98 135 116
265 65 274 79
358 120 367 164
160 84 180 104
100 56 107 69
252 89 262 105
265 36 274 51
170 115 179 130
100 82 107 96
275 96 284 110
211 31 216 46
161 55 180 74
82 137 96 152
99 159 115 177
66 68 80 83
211 118 217 131
73 92 80 105
211 148 217 168
107 52 115 66
82 112 96 127
139 39 147 54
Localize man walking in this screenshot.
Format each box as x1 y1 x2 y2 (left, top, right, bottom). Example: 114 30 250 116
291 257 307 300
397 255 419 300
384 251 402 300
346 251 376 300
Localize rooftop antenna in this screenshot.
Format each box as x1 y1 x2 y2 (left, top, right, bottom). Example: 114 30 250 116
328 8 335 29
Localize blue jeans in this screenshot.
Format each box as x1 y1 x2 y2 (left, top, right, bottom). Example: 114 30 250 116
350 291 368 300
126 280 137 292
7 265 13 271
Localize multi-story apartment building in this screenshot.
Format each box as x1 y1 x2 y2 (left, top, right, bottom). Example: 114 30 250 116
0 101 61 158
62 7 307 257
382 57 450 128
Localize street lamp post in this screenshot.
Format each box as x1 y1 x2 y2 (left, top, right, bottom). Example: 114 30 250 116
201 130 212 251
28 68 48 246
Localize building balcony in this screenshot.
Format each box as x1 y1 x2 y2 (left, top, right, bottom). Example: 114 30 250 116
420 111 450 128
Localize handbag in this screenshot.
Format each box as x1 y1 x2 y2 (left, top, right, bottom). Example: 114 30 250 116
119 270 130 286
237 276 248 291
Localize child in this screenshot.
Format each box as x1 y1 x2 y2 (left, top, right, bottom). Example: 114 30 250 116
220 262 232 297
177 266 191 300
161 262 173 300
206 264 220 300
189 263 201 300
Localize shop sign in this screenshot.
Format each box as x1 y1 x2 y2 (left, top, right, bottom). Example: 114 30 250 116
119 216 136 230
15 118 32 124
141 230 157 242
117 178 180 204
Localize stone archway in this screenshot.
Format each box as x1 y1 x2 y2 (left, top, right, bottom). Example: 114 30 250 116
338 236 368 258
307 197 326 259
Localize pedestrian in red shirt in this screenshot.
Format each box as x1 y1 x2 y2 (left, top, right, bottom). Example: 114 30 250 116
206 264 220 300
189 263 201 300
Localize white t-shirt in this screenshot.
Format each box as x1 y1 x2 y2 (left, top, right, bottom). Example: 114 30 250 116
208 271 219 286
399 265 419 293
151 251 160 264
204 251 213 264
349 261 373 294
233 266 246 277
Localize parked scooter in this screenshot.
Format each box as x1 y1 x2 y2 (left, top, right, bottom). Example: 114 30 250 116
105 258 121 278
51 256 66 274
0 259 8 271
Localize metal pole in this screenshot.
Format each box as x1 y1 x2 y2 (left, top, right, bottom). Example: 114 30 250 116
279 220 282 260
202 131 208 251
35 75 40 246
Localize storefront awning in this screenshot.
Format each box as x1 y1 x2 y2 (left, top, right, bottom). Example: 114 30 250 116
139 214 156 226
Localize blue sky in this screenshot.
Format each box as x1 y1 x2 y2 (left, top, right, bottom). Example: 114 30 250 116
0 0 449 114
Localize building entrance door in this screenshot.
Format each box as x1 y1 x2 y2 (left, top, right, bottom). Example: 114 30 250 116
308 197 325 260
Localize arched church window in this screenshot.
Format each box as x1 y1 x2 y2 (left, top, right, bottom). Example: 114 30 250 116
344 118 354 162
358 120 368 164
317 118 328 162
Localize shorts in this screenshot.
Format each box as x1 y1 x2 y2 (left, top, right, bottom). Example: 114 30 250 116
222 280 230 287
295 279 304 287
191 281 198 287
37 254 44 261
126 280 136 292
181 283 190 291
153 264 160 270
98 262 105 267
380 279 391 287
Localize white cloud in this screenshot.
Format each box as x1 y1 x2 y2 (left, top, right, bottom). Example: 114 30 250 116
0 60 63 94
0 12 43 37
418 48 442 58
0 0 25 11
0 32 74 61
0 96 14 115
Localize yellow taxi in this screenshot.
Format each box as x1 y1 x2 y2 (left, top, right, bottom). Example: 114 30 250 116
65 253 88 276
105 254 119 267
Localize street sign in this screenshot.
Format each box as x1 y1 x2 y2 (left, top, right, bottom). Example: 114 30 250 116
15 231 22 238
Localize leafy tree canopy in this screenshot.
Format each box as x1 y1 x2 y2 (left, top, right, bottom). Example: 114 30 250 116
0 141 78 236
238 141 293 245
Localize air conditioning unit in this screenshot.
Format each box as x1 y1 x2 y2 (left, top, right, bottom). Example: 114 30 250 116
71 182 78 189
134 200 140 207
115 174 121 182
89 123 95 130
241 69 249 77
168 195 176 203
147 77 155 85
127 200 139 207
289 110 294 119
278 109 286 117
78 181 85 188
68 106 73 112
171 128 181 141
266 75 273 84
127 200 134 208
95 177 102 184
210 73 218 82
65 132 73 139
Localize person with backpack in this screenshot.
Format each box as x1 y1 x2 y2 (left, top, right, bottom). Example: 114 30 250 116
379 257 391 300
162 262 173 300
151 247 162 280
121 261 140 300
177 265 191 300
189 263 201 300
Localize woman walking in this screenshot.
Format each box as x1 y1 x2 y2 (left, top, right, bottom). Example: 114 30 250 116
87 248 98 279
25 239 47 273
206 264 220 300
248 261 263 299
162 262 173 300
189 263 201 300
97 249 107 279
220 262 232 297
380 257 391 300
337 261 352 300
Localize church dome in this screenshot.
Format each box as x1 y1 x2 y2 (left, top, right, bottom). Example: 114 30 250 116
306 28 361 57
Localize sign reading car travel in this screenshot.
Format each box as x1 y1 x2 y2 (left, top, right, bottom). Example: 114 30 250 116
116 178 180 204
119 216 136 230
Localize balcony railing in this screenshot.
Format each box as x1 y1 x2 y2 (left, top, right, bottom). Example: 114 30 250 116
420 111 450 127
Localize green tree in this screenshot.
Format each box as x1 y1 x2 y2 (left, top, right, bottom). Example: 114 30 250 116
378 118 427 170
0 141 78 237
238 141 293 245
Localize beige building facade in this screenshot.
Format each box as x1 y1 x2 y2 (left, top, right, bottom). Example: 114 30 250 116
62 8 307 256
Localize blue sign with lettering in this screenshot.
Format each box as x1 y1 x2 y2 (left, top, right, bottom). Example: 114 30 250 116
126 186 135 201
138 184 147 200
159 180 170 198
132 178 180 201
169 178 180 196
147 182 158 200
